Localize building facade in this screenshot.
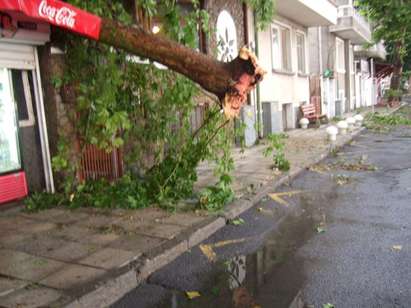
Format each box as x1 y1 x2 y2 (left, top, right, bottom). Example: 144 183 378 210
308 0 386 119
247 0 337 137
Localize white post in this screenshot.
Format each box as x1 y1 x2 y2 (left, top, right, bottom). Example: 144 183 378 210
34 48 55 193
371 57 375 113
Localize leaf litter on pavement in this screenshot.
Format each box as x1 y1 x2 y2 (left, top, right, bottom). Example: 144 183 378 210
229 218 245 226
185 291 201 299
310 155 377 176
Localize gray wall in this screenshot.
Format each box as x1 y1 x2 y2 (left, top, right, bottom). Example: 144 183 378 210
308 26 337 75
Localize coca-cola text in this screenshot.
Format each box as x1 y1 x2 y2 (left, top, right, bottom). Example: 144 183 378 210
38 0 77 29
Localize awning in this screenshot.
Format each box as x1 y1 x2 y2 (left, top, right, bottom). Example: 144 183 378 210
0 0 101 40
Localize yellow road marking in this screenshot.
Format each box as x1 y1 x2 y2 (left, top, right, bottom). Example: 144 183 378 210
199 244 217 262
213 238 247 248
199 238 249 262
268 190 305 207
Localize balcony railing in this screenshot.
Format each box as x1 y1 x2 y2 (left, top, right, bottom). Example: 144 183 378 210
337 5 370 34
354 42 387 60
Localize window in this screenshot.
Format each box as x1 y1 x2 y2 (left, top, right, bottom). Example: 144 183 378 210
271 24 291 71
336 38 345 73
11 70 35 127
296 32 306 73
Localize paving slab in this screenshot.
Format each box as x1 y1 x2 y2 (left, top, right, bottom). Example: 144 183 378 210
81 232 120 246
19 208 67 221
74 213 122 229
44 241 99 262
6 233 67 256
108 234 164 255
79 248 137 269
0 232 33 249
0 216 45 232
0 249 65 282
40 264 107 290
156 212 208 227
134 223 185 239
0 277 28 297
0 285 63 308
47 224 98 242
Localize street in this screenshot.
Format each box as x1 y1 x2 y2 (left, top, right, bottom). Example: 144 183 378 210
113 122 411 308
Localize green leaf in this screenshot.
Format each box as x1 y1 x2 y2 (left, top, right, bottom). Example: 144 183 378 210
230 218 245 226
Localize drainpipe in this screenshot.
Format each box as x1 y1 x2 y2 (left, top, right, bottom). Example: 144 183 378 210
318 27 324 113
371 57 375 113
253 11 263 138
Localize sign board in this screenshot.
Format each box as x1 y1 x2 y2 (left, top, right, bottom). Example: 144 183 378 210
0 0 102 40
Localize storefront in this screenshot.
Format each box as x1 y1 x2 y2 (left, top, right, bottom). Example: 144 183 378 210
0 10 54 204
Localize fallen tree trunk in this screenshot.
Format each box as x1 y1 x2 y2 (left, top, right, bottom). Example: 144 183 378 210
99 18 266 118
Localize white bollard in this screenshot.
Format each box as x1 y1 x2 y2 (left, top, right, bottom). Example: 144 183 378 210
326 126 338 142
337 121 348 135
299 118 309 129
346 117 356 132
354 114 364 127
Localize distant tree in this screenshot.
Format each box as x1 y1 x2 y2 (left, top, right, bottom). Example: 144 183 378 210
356 0 411 96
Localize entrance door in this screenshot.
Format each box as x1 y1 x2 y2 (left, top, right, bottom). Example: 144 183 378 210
11 69 45 191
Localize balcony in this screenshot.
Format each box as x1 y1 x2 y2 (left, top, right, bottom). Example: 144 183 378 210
330 5 372 44
276 0 337 27
354 42 387 60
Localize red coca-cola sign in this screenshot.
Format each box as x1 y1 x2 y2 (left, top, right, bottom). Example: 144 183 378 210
0 0 102 40
38 0 77 29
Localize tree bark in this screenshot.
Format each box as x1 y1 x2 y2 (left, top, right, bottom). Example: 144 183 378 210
389 43 404 91
98 18 265 118
390 63 402 91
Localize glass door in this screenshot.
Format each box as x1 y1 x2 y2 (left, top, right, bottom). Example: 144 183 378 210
0 68 21 174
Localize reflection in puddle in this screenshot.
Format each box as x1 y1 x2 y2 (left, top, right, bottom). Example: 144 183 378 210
157 192 331 308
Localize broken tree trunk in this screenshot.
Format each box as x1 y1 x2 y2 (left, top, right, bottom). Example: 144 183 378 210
98 18 266 118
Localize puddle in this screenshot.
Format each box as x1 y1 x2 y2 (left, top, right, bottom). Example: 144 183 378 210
153 194 329 308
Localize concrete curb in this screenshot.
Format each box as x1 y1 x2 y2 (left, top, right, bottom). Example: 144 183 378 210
64 104 404 307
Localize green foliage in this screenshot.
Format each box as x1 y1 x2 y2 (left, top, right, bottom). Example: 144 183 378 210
244 0 276 30
25 192 64 212
198 115 238 212
229 217 245 225
384 89 403 100
355 0 411 88
364 108 411 132
25 174 148 211
355 0 411 49
263 133 290 171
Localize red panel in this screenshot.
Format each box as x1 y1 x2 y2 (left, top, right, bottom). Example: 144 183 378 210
0 0 102 40
0 171 28 205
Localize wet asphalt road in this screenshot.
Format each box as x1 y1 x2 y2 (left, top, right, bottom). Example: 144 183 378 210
113 124 411 308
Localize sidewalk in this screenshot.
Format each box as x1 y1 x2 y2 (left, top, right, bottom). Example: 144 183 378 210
0 106 398 307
